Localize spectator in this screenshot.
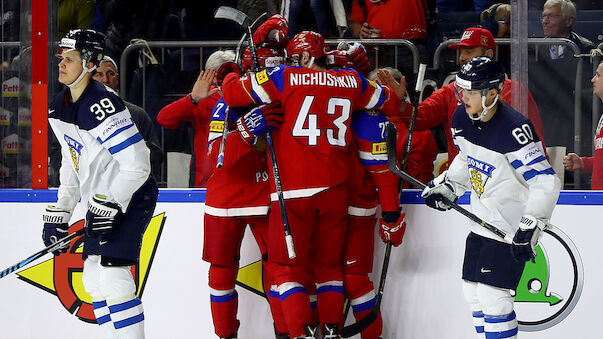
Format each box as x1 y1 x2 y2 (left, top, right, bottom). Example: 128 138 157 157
380 27 545 170
284 0 336 38
563 59 603 189
238 0 280 23
156 50 234 187
480 3 510 38
58 0 96 39
540 0 594 59
348 0 429 87
93 55 163 181
436 0 475 12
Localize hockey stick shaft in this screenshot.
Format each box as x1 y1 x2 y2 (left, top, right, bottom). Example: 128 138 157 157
0 228 85 279
385 124 513 244
216 106 230 168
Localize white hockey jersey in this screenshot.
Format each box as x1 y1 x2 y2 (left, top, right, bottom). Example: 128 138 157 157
447 101 561 241
48 80 151 213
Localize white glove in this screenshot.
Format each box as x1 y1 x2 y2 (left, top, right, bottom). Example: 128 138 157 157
421 172 457 211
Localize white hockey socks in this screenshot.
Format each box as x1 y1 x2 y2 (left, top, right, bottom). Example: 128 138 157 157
484 311 518 339
108 295 145 339
93 300 118 339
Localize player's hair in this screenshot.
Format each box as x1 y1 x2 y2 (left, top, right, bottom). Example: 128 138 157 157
313 56 327 69
205 50 236 71
368 67 402 83
543 0 576 20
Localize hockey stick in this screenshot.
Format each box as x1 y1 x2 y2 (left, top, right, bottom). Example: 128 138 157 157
0 228 85 279
215 6 296 259
385 123 514 244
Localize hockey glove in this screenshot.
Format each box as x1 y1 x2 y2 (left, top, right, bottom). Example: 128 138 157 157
236 102 284 145
42 206 71 255
86 194 122 238
421 172 457 211
252 14 289 47
216 61 244 86
511 215 546 263
378 211 407 247
337 42 370 75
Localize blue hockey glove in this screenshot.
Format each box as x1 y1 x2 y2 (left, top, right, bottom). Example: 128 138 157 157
236 102 284 144
421 172 457 211
86 194 122 238
42 205 71 255
511 215 546 263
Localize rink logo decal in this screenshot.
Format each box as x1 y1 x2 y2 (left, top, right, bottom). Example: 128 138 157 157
467 156 494 196
514 225 584 332
16 213 166 323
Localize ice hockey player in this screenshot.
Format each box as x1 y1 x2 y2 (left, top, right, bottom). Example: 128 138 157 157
328 44 405 339
43 29 158 339
202 15 291 339
221 30 401 338
421 56 560 339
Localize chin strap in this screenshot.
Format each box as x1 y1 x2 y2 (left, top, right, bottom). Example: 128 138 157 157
67 59 96 88
469 91 500 121
306 56 315 68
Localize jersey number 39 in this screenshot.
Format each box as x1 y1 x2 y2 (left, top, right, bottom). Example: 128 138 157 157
90 98 116 120
293 96 351 146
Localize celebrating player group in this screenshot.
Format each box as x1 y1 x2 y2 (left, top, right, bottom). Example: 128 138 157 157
41 9 560 339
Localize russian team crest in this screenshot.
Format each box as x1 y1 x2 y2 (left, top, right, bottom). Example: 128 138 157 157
467 156 495 196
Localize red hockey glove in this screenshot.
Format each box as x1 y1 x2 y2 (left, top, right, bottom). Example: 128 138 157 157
236 102 284 144
338 42 370 75
253 14 289 47
216 61 244 86
378 211 406 247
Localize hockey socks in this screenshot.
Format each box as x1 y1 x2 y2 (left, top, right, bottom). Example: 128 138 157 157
484 311 518 339
92 300 117 339
107 295 145 339
315 280 345 328
472 311 485 336
209 264 239 338
278 282 311 337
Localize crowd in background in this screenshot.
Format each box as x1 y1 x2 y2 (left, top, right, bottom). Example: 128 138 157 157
1 0 602 189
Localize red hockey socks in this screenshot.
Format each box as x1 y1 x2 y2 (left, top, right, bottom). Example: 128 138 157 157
208 264 239 338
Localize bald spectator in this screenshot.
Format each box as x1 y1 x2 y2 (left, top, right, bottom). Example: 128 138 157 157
93 56 163 180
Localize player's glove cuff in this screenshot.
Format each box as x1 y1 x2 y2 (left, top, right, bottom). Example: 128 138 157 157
378 211 407 247
86 194 122 238
421 172 457 211
511 215 546 263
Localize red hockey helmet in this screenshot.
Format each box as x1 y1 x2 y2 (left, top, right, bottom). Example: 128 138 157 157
242 45 286 71
286 31 328 66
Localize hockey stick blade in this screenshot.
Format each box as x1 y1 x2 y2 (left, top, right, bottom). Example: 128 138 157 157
0 228 85 279
340 305 379 337
385 124 513 244
214 6 250 27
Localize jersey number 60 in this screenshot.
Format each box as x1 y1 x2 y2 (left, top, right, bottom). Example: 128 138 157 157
511 124 534 145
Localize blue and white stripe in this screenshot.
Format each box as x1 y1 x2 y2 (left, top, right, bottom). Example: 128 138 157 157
92 300 112 326
484 311 518 339
209 287 238 303
350 290 377 313
316 280 345 295
278 282 308 301
472 310 485 334
108 297 145 331
508 142 555 182
91 110 143 155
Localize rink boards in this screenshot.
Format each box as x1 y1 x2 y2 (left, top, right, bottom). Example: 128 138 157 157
0 189 601 339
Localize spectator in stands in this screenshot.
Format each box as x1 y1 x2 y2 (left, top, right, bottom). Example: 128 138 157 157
379 27 545 171
156 50 234 187
563 59 603 189
349 0 429 88
541 0 594 59
480 3 510 38
93 55 163 181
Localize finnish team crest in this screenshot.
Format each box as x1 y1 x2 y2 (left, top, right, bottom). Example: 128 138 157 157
467 156 495 196
64 135 83 171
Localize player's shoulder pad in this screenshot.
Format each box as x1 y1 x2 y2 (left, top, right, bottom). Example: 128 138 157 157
262 65 286 92
77 81 128 130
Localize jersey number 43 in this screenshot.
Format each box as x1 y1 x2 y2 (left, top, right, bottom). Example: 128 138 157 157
293 96 351 147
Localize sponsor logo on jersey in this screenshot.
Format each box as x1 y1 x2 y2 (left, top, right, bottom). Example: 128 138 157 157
64 134 83 171
467 156 495 197
99 115 131 142
256 70 269 85
209 120 224 133
368 80 378 89
16 214 166 322
372 142 387 154
515 225 583 332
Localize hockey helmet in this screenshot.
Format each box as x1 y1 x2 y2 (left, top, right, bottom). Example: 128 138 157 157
242 45 286 71
58 29 106 67
455 56 505 121
286 31 328 66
